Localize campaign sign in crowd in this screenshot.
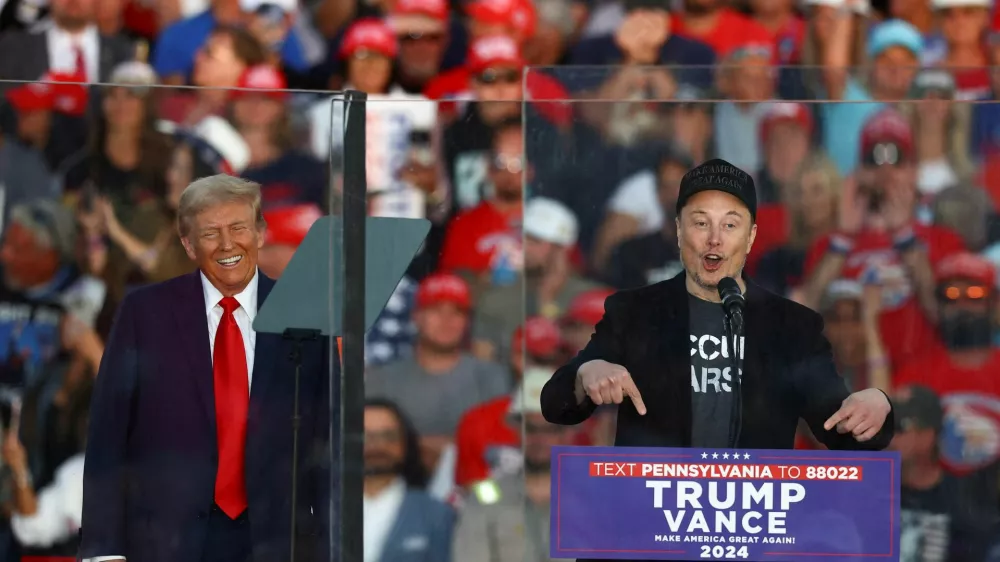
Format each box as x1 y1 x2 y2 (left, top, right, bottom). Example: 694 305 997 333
550 447 901 561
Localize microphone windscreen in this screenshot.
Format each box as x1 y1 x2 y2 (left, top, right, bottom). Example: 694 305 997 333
717 277 741 300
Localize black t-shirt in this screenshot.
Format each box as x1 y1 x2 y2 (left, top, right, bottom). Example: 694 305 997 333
900 473 992 562
606 232 684 290
243 151 328 212
688 294 740 448
442 105 498 212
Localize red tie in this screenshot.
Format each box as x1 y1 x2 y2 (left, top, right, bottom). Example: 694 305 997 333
214 296 249 519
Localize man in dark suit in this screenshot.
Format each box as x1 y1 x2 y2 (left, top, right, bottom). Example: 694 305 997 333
80 174 331 562
0 0 133 94
541 158 894 453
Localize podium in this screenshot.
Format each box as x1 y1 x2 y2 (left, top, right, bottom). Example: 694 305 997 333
549 446 901 561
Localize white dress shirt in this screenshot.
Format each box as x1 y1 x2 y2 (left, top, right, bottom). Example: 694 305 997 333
363 477 406 562
45 23 100 82
84 271 260 562
201 270 258 384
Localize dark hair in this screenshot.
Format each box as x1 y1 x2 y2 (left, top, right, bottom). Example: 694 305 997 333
212 24 268 66
365 398 429 489
89 89 172 199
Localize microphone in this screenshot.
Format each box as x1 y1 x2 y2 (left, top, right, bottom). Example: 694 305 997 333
717 277 745 319
717 276 745 449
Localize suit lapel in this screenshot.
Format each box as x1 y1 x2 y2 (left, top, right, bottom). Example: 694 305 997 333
249 274 279 408
171 271 216 430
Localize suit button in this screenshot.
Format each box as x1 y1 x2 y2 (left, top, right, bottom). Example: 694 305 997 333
197 510 208 519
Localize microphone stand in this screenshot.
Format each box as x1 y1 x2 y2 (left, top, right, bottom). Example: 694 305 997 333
723 310 744 448
283 327 320 562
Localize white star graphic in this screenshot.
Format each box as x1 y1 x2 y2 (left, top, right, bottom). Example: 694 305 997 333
712 452 719 459
743 453 751 460
722 452 730 459
701 452 708 459
731 455 740 463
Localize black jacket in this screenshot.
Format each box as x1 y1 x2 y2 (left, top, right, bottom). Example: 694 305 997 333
542 272 894 451
541 273 894 562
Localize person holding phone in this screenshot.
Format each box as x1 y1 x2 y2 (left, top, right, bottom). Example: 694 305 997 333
801 108 966 368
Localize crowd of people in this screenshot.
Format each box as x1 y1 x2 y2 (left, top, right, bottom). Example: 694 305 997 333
0 0 999 558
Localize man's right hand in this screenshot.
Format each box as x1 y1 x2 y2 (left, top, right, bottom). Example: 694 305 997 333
575 360 647 415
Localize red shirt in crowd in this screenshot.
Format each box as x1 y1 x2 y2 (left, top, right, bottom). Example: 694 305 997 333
454 394 598 486
454 396 520 487
670 9 774 57
803 225 965 367
439 201 522 274
770 16 806 65
894 348 1000 476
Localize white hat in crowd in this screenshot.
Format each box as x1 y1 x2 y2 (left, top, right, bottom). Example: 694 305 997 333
508 366 553 416
931 0 990 9
523 197 578 247
156 117 252 175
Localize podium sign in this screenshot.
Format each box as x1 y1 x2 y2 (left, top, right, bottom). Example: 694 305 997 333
550 446 900 561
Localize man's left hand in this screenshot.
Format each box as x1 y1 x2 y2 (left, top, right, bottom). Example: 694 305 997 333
824 388 891 442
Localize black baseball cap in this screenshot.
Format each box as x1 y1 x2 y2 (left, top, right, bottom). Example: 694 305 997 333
894 385 944 432
676 158 757 221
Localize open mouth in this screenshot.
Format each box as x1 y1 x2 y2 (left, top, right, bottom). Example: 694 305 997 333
217 255 243 269
702 254 723 272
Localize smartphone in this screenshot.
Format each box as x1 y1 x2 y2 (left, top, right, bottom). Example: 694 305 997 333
408 130 434 167
0 391 21 433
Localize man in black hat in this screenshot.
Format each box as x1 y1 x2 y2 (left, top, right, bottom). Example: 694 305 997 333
893 384 991 562
541 158 894 455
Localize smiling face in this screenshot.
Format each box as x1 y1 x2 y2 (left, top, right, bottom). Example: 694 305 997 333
181 199 264 296
676 190 757 301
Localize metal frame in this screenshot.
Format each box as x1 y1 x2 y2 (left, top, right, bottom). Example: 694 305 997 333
336 90 367 562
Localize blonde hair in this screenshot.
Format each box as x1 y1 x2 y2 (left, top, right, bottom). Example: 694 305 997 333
177 174 266 237
786 152 842 249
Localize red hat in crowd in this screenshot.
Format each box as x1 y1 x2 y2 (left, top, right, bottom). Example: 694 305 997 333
760 102 813 144
416 273 472 310
467 35 524 73
232 65 287 100
340 18 399 59
390 0 449 34
860 108 913 165
263 204 323 247
564 289 615 326
466 0 537 40
512 317 562 358
6 72 88 117
935 252 997 288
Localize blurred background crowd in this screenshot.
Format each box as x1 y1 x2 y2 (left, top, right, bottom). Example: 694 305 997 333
0 0 999 558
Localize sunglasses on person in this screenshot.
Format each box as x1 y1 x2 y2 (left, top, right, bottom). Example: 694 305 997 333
492 154 523 174
863 142 909 167
475 68 520 85
939 285 989 301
